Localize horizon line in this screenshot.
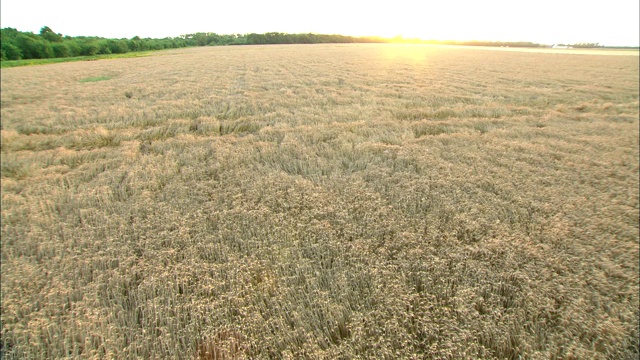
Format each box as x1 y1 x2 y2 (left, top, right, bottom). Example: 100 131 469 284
2 26 639 48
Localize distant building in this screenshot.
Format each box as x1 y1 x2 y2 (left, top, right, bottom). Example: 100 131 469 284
552 44 572 49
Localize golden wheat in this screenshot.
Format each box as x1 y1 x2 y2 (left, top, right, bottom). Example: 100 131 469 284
1 44 638 359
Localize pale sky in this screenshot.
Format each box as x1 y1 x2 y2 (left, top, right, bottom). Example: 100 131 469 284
1 0 638 46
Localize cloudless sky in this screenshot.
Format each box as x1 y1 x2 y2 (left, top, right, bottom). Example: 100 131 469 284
1 0 638 46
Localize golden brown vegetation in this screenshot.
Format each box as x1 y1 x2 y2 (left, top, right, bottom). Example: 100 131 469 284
1 44 638 359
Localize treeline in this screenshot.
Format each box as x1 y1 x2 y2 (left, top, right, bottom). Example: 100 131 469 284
174 33 546 48
1 27 188 60
390 38 546 48
448 40 545 47
556 42 603 48
0 27 393 61
1 26 551 61
180 32 379 46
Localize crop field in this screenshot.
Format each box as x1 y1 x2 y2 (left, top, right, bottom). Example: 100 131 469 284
1 44 638 359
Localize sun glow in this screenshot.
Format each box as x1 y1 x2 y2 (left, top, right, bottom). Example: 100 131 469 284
379 44 438 63
334 1 639 46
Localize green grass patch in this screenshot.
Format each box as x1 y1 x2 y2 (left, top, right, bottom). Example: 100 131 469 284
79 76 111 83
0 51 155 69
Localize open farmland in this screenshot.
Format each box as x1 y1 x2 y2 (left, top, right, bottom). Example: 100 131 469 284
1 44 638 359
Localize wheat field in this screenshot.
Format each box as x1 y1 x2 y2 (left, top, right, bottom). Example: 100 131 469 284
1 44 638 359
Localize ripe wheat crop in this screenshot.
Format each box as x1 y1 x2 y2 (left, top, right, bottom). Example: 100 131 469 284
1 44 638 359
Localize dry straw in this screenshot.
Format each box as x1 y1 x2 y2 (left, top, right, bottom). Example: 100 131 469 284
1 44 638 359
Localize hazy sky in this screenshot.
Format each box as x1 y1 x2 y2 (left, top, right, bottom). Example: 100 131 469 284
1 0 638 46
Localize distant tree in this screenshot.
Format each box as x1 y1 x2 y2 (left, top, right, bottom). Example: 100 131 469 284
172 38 187 48
108 39 129 54
146 40 165 50
80 41 100 56
246 33 266 44
205 33 220 45
97 40 112 54
65 40 81 56
1 27 21 45
193 33 209 46
1 41 23 60
34 40 55 58
14 33 46 58
40 26 62 43
572 42 601 48
128 36 143 51
52 42 70 57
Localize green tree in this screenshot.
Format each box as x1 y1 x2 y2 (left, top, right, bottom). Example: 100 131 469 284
65 40 81 57
34 40 55 58
128 36 143 51
13 33 55 58
40 26 62 42
97 40 112 54
108 39 129 54
52 42 70 57
80 41 100 56
14 33 38 58
1 41 22 60
193 33 209 46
